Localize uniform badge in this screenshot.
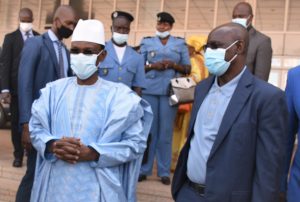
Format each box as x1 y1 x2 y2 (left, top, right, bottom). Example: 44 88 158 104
102 68 109 75
113 12 118 18
150 51 156 58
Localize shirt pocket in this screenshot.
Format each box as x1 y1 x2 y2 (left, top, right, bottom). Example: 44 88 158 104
147 48 160 62
165 46 181 63
122 65 136 84
99 66 113 78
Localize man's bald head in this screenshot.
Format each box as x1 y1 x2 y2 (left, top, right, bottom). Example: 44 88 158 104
19 8 33 22
208 22 249 55
233 2 253 16
53 5 76 22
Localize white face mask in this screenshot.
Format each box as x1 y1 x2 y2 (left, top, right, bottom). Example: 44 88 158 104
71 50 103 80
232 16 250 28
20 22 33 32
156 30 170 39
112 32 129 45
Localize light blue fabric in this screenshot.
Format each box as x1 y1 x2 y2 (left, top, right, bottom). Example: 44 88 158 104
187 67 246 184
99 40 146 88
29 77 153 202
140 94 177 177
140 36 190 95
47 29 68 77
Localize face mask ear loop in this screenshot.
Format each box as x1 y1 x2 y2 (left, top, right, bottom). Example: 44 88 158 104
228 54 238 63
245 15 251 28
225 40 239 50
225 40 239 62
97 50 104 57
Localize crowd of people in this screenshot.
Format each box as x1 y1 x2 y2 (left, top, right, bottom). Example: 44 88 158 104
0 1 298 202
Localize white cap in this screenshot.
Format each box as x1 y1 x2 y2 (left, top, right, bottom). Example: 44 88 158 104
71 19 105 45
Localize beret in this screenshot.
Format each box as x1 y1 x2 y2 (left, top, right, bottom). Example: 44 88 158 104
111 11 134 22
157 12 175 24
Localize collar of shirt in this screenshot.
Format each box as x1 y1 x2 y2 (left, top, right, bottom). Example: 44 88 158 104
210 66 247 97
48 29 60 42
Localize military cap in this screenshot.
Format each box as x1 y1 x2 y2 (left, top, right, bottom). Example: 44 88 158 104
157 12 175 24
111 11 134 22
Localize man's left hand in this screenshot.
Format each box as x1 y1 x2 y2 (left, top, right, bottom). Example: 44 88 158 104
78 145 99 162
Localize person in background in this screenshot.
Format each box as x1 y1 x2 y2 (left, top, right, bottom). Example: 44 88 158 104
16 5 76 202
99 11 145 95
138 12 191 185
171 35 209 171
232 2 272 81
0 8 39 168
280 65 300 202
172 23 288 202
29 19 152 202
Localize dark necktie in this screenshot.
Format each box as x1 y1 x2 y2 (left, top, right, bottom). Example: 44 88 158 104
56 41 65 78
25 32 30 41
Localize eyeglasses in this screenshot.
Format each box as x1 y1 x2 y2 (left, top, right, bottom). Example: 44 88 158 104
70 48 103 56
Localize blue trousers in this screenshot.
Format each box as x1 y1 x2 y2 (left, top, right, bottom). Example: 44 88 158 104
15 148 36 202
140 94 177 177
176 182 205 202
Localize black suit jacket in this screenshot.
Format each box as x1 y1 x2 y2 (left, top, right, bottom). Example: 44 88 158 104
0 29 39 95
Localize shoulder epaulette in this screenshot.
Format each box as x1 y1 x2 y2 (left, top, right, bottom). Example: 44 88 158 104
143 36 153 39
176 36 184 40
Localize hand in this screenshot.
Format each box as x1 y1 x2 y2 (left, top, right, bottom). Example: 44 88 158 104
78 144 99 162
152 62 165 71
22 124 32 152
1 92 11 104
52 137 81 164
162 60 175 69
279 192 286 202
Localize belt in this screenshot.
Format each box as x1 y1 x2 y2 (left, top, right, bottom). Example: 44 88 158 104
186 178 205 195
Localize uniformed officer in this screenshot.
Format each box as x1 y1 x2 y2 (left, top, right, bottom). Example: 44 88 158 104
138 12 191 185
99 11 145 95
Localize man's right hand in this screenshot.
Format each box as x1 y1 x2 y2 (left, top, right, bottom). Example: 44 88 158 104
1 92 11 104
22 123 32 152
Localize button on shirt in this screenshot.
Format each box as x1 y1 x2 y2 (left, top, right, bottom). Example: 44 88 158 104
47 29 68 77
187 67 246 185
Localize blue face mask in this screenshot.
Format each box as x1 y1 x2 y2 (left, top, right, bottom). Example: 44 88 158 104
204 40 238 76
71 50 103 80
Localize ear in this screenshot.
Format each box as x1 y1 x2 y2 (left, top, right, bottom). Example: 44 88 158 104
236 40 245 55
96 50 107 66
